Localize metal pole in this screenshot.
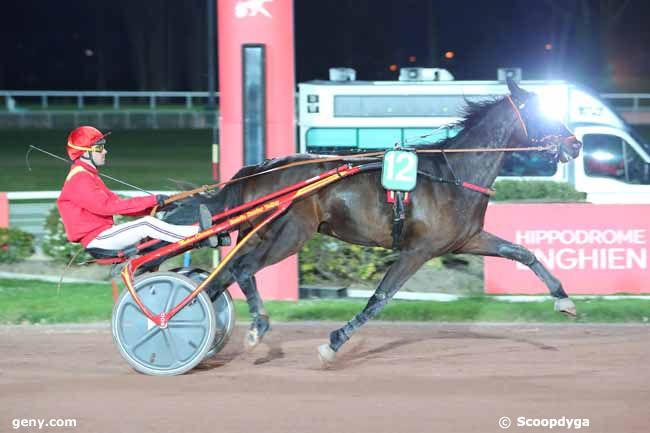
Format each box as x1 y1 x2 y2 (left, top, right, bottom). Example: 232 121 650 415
207 0 219 181
207 0 216 112
207 0 220 268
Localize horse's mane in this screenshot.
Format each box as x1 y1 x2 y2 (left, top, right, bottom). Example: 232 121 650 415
420 96 504 149
458 97 503 129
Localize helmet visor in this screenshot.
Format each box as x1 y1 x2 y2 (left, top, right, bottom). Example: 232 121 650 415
89 139 106 152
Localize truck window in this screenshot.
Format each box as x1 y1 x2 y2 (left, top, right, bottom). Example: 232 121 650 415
498 152 557 177
583 134 650 184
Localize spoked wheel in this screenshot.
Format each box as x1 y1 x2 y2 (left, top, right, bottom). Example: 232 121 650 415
173 267 236 358
111 272 217 376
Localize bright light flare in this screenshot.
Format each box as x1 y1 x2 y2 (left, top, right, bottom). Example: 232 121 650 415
590 151 615 162
538 89 568 121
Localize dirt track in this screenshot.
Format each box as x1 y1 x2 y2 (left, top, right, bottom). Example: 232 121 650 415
1 322 648 433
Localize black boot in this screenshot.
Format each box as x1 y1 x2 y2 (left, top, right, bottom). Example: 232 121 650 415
199 204 220 248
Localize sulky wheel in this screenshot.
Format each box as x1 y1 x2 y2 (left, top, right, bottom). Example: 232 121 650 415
172 267 236 358
206 288 235 357
111 271 217 376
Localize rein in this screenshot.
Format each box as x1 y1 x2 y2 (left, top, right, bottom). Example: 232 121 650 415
157 96 562 209
159 143 556 209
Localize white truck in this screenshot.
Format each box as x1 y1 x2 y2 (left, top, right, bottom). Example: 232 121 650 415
298 76 650 204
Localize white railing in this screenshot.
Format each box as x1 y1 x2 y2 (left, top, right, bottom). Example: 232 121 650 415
3 89 649 112
1 90 220 111
6 191 177 239
0 110 218 129
3 89 648 112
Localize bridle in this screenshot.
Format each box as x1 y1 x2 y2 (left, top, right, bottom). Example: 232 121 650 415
506 94 577 156
506 94 529 138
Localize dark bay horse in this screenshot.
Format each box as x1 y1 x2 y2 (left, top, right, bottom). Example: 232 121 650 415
164 79 582 365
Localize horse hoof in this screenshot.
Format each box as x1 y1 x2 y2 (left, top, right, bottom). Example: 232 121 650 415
554 298 577 317
243 315 270 352
244 328 260 352
318 344 336 367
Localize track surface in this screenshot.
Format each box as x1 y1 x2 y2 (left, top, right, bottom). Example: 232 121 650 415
1 322 648 433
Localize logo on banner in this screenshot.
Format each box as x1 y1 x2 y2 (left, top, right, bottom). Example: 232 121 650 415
235 0 273 18
515 228 648 271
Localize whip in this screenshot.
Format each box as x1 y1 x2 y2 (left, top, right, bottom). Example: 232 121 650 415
26 145 153 195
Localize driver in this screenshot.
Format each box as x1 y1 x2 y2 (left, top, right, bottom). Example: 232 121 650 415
57 126 219 251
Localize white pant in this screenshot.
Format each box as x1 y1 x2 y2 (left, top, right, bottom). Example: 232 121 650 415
86 216 198 250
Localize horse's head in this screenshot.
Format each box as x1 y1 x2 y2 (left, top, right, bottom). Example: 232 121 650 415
506 78 582 163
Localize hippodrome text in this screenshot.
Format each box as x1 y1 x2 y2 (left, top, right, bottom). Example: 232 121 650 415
514 229 647 271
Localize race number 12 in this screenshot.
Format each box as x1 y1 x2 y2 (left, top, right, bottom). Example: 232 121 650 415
381 150 418 191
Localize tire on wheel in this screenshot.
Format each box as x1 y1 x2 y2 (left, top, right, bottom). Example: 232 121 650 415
111 271 217 376
172 267 236 358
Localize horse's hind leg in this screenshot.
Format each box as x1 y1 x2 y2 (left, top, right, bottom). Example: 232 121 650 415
230 210 320 350
319 249 430 366
230 270 270 350
456 230 576 315
201 256 270 349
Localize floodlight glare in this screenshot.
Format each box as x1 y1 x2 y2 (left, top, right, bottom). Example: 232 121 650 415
591 151 615 162
538 91 567 120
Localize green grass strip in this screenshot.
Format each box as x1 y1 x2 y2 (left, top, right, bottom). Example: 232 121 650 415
1 129 215 191
0 278 649 324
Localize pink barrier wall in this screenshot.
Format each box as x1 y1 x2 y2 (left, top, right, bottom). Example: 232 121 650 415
0 193 8 228
484 203 650 294
217 0 298 300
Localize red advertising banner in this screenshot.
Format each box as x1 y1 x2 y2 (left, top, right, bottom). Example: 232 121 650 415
0 193 8 228
484 204 650 294
217 0 297 300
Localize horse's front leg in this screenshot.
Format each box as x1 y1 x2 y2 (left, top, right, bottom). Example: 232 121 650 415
319 249 431 366
456 230 576 315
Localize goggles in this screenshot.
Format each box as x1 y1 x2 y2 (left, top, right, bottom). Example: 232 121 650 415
68 138 107 153
90 139 106 152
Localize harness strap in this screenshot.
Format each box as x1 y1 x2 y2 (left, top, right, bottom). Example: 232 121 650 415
391 191 407 250
416 171 495 196
460 182 496 196
386 190 411 204
506 95 529 138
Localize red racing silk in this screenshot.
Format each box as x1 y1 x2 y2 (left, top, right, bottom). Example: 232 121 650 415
57 160 157 247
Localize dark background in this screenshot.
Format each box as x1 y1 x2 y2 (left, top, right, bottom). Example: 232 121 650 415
2 0 649 92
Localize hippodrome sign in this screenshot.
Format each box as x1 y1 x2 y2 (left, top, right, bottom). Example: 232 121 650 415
484 203 650 294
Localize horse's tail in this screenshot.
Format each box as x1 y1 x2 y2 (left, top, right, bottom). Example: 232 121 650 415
204 164 259 215
161 164 263 225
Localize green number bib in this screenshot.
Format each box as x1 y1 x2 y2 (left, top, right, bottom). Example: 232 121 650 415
381 150 418 192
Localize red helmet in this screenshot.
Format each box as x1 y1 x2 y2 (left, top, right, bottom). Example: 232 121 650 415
66 126 111 160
